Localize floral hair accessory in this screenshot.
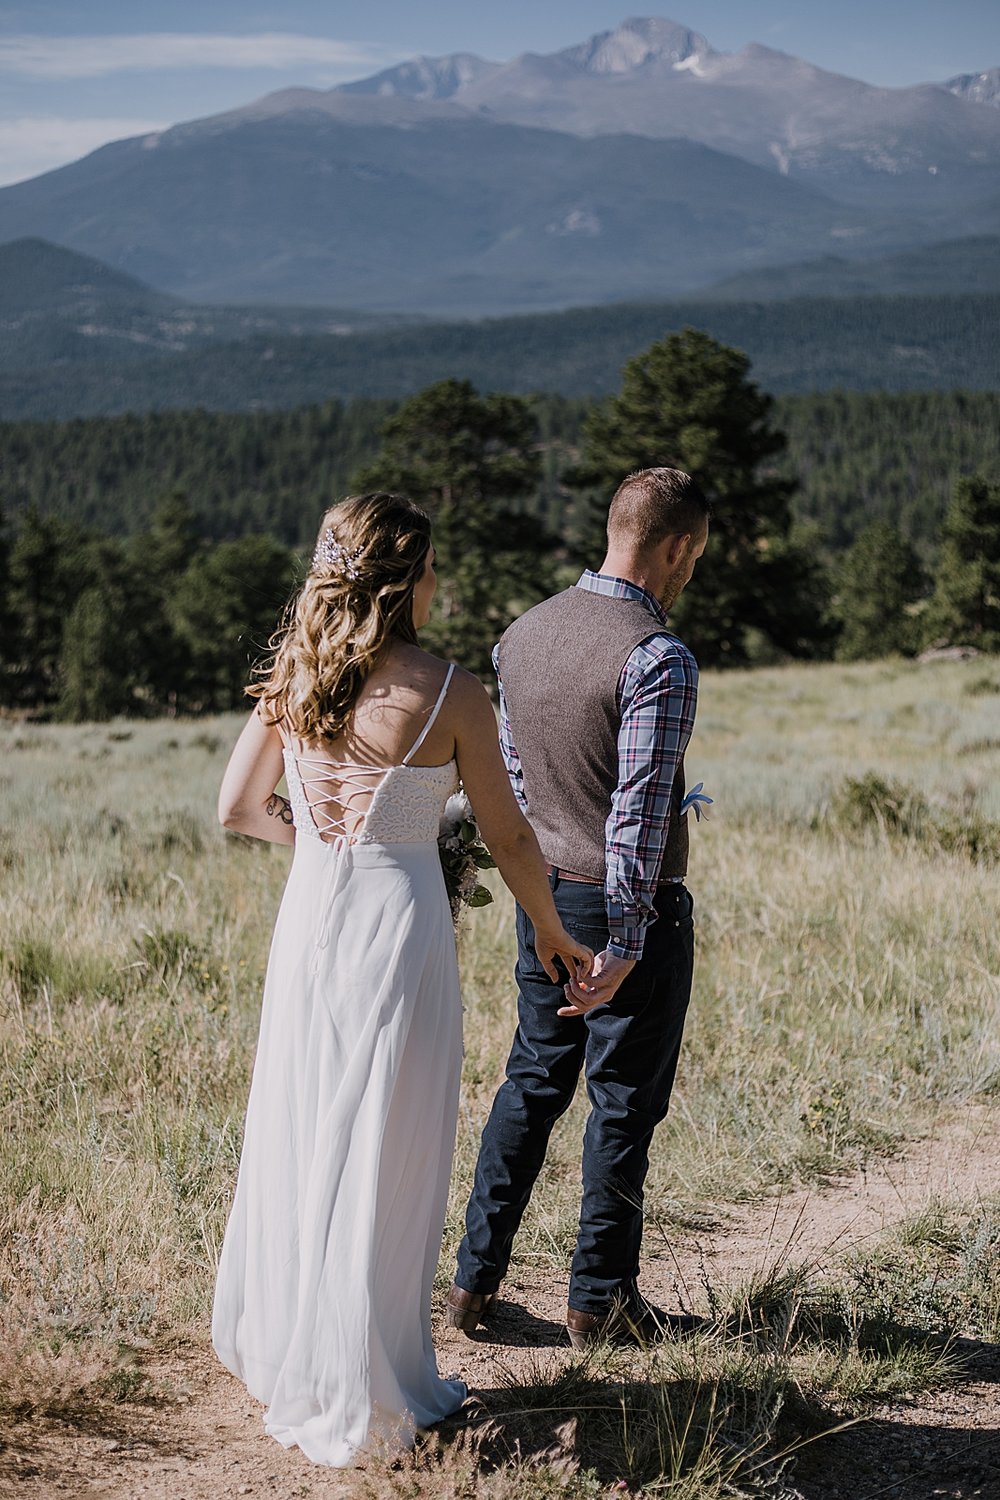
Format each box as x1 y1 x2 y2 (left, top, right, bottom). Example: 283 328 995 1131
313 529 364 580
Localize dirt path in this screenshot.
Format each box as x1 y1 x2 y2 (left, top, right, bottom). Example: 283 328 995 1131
6 1105 999 1500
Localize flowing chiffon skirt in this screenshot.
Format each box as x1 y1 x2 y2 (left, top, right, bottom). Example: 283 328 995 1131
212 834 467 1466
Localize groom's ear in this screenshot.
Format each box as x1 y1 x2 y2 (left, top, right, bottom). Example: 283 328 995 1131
662 532 693 567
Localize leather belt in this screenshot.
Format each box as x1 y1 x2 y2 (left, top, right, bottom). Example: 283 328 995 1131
545 863 686 891
544 863 602 885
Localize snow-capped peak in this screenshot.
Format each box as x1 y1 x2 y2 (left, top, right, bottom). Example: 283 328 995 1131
561 17 714 76
943 68 1000 109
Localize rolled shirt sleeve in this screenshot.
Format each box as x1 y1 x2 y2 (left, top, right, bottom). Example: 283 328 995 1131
604 635 699 961
493 643 528 813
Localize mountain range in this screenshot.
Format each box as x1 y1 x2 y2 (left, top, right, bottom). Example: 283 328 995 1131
0 16 997 314
340 18 1000 211
0 114 871 314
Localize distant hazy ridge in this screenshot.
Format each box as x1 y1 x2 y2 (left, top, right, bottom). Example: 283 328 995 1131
1 236 998 420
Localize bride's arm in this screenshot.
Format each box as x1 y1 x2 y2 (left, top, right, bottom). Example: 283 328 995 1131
451 671 591 985
218 706 296 845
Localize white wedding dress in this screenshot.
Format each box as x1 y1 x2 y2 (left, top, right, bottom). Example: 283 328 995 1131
213 665 467 1466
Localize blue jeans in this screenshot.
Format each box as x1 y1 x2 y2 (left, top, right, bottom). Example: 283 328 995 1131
454 874 695 1314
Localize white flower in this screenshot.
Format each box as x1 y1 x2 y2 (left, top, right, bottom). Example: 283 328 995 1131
440 792 472 839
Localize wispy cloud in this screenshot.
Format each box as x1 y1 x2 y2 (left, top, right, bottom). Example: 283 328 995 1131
0 32 391 80
0 116 170 187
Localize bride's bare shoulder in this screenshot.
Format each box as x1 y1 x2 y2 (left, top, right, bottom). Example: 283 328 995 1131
391 642 447 670
387 644 477 688
448 663 491 700
383 642 446 681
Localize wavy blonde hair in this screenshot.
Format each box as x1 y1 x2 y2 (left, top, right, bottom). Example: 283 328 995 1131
251 492 432 743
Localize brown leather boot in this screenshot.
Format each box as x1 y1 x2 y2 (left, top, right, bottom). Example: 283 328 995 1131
566 1300 703 1350
445 1283 498 1334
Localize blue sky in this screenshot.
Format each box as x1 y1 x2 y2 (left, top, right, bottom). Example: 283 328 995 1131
2 2 999 186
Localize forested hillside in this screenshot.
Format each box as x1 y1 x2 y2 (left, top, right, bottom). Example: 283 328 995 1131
4 293 1000 420
3 390 998 555
778 392 1000 549
699 237 1000 302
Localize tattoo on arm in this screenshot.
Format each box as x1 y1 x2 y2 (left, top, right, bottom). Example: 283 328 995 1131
266 794 294 826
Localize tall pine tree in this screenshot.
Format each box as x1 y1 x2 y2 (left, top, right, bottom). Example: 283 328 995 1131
0 502 11 705
169 534 298 712
834 521 926 660
57 585 143 720
353 379 557 678
923 475 1000 652
6 511 100 709
571 327 830 665
132 491 204 712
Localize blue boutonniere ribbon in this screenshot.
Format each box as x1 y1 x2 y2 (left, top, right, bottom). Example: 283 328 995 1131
680 782 713 823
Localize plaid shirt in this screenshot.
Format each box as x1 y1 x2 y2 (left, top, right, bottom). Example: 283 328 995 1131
495 570 699 961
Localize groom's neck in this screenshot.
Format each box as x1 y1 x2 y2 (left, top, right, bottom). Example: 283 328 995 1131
598 551 660 599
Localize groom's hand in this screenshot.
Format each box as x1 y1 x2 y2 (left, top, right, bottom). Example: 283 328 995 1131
558 950 635 1016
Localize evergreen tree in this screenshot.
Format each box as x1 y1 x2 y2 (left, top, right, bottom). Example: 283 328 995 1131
57 584 143 720
0 502 11 704
6 510 97 709
923 476 1000 651
169 535 298 711
131 492 203 711
55 528 161 720
571 327 828 665
834 521 926 661
353 379 557 678
145 490 201 576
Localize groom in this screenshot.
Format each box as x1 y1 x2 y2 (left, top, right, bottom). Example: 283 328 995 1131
447 466 710 1347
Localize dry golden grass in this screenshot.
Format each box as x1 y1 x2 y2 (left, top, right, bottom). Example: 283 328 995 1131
1 655 998 1494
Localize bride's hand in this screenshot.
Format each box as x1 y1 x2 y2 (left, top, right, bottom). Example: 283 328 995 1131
533 927 594 988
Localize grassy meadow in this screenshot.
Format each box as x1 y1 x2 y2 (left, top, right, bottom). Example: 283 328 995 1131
2 655 999 1495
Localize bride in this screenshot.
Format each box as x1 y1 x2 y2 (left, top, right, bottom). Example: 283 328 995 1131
211 491 592 1467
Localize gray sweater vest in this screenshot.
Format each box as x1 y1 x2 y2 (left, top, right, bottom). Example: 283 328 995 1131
498 586 689 882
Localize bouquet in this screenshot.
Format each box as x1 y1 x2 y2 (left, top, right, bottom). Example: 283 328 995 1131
438 792 496 923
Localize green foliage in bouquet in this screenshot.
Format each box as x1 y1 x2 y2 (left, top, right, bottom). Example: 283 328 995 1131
438 793 496 922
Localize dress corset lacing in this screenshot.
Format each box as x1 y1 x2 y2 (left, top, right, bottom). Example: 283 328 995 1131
280 664 458 971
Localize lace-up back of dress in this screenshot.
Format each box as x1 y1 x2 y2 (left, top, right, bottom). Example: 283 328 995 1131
281 664 458 847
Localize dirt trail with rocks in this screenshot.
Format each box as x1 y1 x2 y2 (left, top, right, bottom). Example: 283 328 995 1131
6 1104 999 1500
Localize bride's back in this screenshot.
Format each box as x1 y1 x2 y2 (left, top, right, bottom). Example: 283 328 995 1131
280 645 456 842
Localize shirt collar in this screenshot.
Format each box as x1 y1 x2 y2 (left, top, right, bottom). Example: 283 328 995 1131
575 569 670 629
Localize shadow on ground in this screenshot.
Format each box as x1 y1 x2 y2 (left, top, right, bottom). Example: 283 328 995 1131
424 1334 1000 1500
794 1337 1000 1500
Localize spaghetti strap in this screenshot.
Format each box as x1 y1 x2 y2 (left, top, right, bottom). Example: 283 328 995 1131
402 663 455 766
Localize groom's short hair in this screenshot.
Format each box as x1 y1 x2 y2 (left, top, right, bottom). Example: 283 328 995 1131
607 468 710 551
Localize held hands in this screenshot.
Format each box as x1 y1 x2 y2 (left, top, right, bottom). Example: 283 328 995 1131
533 926 594 990
558 950 636 1017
